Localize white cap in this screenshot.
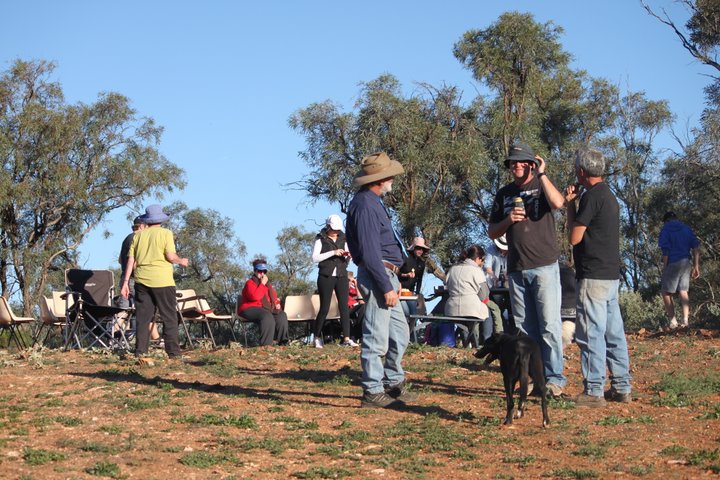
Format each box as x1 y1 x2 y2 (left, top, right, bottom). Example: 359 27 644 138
326 214 344 232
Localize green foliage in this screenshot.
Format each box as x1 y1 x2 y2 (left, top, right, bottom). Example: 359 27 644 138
292 467 353 479
660 444 688 456
688 448 720 467
179 450 241 468
548 468 598 479
595 415 654 426
453 11 570 150
85 461 122 478
173 412 258 429
290 74 491 267
651 372 720 406
619 290 665 331
697 403 720 419
22 447 66 465
572 445 606 459
501 454 536 465
273 225 315 298
0 59 185 312
169 202 247 315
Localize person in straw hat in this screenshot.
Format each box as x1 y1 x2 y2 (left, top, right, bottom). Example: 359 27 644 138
346 152 417 409
398 237 432 319
121 205 189 361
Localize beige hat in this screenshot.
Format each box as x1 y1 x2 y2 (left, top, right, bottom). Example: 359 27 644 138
407 237 431 251
353 152 405 186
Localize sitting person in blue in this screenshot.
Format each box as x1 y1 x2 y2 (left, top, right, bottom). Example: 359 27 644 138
444 245 491 348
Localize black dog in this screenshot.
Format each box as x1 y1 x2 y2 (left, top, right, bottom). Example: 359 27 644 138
475 332 550 428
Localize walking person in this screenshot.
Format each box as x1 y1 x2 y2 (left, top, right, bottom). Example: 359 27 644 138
659 211 701 329
121 205 189 361
488 141 566 397
566 148 632 406
346 151 416 408
311 214 357 348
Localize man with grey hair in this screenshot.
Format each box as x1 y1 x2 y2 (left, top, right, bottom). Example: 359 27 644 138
347 152 417 409
565 148 632 407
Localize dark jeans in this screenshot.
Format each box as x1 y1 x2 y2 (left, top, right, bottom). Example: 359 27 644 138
241 307 289 346
350 303 365 339
314 274 350 339
134 283 181 357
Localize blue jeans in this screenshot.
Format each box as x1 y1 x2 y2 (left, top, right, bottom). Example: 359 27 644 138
575 279 632 396
509 261 565 387
357 266 409 394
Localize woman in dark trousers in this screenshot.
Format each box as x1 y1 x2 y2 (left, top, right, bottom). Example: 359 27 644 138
238 259 289 346
311 214 356 348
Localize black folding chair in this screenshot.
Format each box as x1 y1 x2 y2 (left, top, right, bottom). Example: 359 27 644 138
63 269 133 351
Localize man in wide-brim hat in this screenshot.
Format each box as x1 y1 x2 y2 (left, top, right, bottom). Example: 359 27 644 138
346 152 418 408
121 205 189 362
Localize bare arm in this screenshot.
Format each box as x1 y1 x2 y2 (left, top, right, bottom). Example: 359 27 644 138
120 257 135 299
564 185 586 246
692 248 700 279
536 155 566 210
165 251 189 267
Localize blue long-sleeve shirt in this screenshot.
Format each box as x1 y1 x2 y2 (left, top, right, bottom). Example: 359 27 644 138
346 188 403 293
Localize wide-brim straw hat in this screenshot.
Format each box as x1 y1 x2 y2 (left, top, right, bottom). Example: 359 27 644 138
407 237 431 252
353 152 404 186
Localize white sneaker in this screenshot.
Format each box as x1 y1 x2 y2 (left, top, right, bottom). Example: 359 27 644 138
669 318 679 329
341 338 359 347
681 319 689 327
313 338 324 349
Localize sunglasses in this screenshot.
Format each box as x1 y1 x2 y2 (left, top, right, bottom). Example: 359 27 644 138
255 270 268 274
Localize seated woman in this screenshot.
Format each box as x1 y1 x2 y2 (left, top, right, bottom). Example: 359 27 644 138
237 259 289 346
348 271 365 341
444 245 491 348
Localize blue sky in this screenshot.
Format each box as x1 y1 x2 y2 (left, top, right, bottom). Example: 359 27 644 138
1 1 711 282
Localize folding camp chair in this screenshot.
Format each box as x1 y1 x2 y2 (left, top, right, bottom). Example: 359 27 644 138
176 289 235 348
0 296 34 350
63 269 132 350
33 296 67 347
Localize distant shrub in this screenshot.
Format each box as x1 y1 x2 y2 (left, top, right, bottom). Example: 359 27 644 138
619 291 664 331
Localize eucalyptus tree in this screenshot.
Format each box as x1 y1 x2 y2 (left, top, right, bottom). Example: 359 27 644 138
454 12 620 260
167 202 247 315
272 225 315 299
643 0 720 73
0 59 184 313
290 74 489 268
602 92 673 292
453 11 571 156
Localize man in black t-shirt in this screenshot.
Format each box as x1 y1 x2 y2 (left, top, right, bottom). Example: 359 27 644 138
566 148 632 407
488 142 567 397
